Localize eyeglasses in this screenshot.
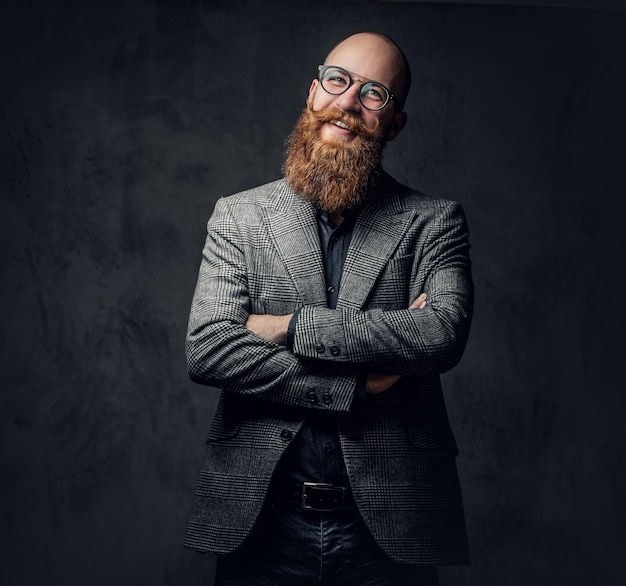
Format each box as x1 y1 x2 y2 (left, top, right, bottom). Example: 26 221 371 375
317 65 396 111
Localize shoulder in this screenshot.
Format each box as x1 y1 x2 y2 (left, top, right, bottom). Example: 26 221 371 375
208 179 286 224
207 179 309 230
377 171 465 218
217 178 295 210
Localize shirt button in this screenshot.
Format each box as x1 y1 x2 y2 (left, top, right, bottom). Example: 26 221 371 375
306 391 318 404
322 393 333 405
327 286 335 294
330 345 340 356
316 343 325 354
324 443 334 454
280 429 293 441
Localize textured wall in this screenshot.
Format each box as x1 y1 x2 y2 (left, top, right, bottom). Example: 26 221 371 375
2 1 625 584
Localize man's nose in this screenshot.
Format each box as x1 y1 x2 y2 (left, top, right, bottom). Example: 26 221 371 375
334 84 362 112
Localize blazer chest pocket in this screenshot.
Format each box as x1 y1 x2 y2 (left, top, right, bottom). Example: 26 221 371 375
369 254 415 309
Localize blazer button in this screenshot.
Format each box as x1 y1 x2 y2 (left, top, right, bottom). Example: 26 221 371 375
316 343 325 354
306 391 318 404
322 392 333 405
330 345 340 356
280 429 293 441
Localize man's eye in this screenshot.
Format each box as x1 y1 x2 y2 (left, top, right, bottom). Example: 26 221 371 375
363 86 384 101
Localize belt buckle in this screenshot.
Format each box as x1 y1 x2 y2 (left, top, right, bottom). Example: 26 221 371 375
302 482 335 512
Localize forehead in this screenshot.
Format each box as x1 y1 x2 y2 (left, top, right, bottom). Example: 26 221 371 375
324 34 404 94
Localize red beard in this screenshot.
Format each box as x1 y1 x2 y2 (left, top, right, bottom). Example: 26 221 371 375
282 102 386 214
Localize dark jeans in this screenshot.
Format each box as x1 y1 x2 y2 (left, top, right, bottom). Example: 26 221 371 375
214 502 439 585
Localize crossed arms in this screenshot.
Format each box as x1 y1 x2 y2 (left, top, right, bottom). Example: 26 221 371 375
186 196 473 412
245 293 428 394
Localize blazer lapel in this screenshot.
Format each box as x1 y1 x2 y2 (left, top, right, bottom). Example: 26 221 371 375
264 182 328 307
338 182 417 310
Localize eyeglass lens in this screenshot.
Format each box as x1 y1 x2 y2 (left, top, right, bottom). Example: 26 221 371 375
319 66 389 111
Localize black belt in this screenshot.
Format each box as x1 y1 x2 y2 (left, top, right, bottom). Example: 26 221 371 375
273 481 357 512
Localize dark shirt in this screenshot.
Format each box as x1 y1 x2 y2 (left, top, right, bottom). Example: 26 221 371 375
276 209 358 486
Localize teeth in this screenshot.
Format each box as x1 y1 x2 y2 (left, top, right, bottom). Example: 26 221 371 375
333 121 350 130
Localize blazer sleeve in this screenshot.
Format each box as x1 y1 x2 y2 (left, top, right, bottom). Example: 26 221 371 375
290 200 473 376
185 197 360 412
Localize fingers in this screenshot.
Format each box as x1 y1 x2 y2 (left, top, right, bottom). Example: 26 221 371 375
409 293 427 309
245 313 291 345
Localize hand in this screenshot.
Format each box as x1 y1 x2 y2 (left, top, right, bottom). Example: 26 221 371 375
366 373 401 394
365 293 427 394
409 292 427 309
245 313 293 345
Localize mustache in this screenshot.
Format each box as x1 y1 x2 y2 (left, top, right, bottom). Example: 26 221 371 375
305 100 381 139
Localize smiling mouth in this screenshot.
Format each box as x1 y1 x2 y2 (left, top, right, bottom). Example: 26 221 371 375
329 120 357 134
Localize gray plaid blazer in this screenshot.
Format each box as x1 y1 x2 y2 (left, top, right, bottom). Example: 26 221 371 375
183 172 473 565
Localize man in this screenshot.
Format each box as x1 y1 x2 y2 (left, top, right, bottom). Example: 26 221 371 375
184 32 473 585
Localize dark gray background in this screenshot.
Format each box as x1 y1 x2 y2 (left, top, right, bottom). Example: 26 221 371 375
2 0 625 584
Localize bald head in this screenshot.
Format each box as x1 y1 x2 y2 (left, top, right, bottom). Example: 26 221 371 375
324 32 411 110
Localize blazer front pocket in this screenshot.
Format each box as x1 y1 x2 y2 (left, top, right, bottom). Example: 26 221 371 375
205 395 243 443
406 418 459 456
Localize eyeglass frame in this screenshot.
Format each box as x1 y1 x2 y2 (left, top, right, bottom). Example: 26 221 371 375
317 65 398 111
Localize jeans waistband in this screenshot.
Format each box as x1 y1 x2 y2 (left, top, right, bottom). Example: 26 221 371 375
271 481 357 512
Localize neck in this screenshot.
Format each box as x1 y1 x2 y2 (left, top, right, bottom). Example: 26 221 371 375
328 210 344 226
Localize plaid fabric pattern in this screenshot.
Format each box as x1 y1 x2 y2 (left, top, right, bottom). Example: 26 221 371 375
183 173 473 564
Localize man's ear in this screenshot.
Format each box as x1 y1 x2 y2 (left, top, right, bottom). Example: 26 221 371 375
308 79 318 102
386 110 407 142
